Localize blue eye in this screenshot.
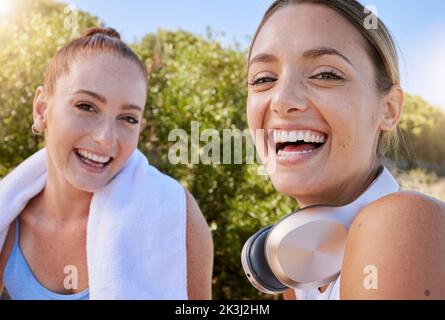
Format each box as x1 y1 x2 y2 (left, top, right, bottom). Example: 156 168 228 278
75 103 95 112
312 72 343 81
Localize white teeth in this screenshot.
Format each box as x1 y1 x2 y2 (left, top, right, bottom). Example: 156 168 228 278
289 131 298 142
77 149 111 164
281 131 288 142
273 129 327 144
297 131 304 141
277 148 317 157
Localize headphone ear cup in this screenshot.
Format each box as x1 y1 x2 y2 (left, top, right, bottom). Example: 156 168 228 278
241 225 288 294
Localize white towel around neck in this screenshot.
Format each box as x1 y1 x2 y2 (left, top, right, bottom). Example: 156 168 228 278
0 148 188 300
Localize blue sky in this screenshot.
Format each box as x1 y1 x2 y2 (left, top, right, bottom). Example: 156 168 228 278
60 0 445 110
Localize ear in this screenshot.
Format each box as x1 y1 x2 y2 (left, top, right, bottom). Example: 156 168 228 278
379 85 404 132
32 86 49 133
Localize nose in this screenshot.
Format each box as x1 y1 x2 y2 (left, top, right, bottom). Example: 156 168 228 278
92 118 116 149
270 78 309 116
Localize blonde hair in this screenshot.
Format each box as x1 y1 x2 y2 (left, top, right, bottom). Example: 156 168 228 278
249 0 412 168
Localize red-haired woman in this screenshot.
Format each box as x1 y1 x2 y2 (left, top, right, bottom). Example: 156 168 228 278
0 28 213 300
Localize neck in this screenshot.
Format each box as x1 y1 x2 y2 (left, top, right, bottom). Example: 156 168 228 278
297 163 381 209
38 163 93 224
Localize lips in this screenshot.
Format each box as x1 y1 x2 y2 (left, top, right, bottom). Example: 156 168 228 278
277 142 321 155
258 127 330 167
74 148 114 169
273 140 328 166
269 129 328 154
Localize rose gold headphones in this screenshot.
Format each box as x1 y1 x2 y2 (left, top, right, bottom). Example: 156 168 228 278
241 166 400 294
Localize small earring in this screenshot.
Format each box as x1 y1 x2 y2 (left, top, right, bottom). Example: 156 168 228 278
31 124 43 136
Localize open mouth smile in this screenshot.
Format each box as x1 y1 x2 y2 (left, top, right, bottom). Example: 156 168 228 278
74 148 114 171
270 129 328 165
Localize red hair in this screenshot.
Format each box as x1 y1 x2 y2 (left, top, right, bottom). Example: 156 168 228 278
44 27 148 96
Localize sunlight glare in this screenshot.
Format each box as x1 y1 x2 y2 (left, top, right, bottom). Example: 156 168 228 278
0 0 11 17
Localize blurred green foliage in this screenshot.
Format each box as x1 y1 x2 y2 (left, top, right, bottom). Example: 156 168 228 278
0 0 99 176
398 95 445 174
1 0 444 300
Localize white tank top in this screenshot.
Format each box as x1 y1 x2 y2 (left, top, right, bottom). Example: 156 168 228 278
294 166 400 300
295 275 341 299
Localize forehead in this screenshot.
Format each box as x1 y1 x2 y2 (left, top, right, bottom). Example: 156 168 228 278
251 3 367 64
55 53 147 101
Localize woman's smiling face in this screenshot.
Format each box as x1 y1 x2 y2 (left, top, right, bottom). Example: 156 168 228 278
37 53 147 192
247 3 390 206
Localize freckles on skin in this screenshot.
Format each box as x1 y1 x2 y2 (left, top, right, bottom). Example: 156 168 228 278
246 3 388 206
70 57 147 106
43 54 147 192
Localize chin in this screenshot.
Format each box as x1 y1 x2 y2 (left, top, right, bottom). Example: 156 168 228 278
65 156 119 192
270 172 319 199
66 175 111 193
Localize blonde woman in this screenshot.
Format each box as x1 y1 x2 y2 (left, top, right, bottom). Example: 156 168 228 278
0 28 213 300
245 0 445 299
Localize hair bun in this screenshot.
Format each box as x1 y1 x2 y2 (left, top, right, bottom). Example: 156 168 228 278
83 27 121 39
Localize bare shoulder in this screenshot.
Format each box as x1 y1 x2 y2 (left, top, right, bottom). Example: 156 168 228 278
341 191 445 299
185 189 214 300
351 191 445 229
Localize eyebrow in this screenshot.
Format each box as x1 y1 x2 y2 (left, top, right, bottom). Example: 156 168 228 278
302 47 353 66
248 46 353 69
73 89 143 112
248 53 278 69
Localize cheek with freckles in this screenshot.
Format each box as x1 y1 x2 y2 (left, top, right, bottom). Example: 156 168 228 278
322 96 379 167
45 105 138 193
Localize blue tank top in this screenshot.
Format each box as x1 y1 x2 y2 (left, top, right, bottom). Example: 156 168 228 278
2 218 89 300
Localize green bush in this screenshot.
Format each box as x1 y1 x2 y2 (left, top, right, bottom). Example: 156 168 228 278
0 0 99 176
